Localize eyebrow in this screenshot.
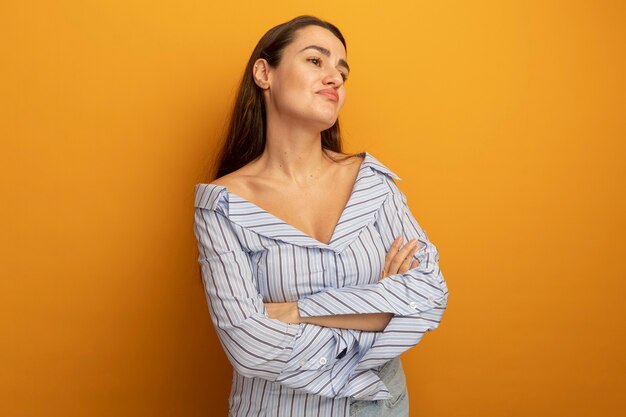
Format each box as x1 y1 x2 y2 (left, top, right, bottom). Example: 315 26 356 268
298 45 350 73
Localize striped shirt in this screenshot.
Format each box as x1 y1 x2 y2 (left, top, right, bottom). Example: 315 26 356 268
193 151 449 416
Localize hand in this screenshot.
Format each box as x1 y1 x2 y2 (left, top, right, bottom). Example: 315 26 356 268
380 236 420 279
264 302 300 324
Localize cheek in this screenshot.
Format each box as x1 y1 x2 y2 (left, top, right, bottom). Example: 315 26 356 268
271 81 306 111
275 73 313 100
279 67 313 88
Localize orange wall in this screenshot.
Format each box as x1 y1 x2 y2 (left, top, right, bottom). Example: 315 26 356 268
1 1 624 416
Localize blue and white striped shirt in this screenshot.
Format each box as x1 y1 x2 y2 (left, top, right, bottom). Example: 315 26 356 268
193 151 449 416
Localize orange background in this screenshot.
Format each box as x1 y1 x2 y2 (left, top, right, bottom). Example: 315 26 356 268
1 1 624 416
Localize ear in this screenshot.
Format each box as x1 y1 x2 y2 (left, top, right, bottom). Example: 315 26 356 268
253 59 270 89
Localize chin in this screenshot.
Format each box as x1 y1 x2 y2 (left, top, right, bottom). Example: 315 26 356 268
315 117 338 132
297 106 340 131
315 111 340 129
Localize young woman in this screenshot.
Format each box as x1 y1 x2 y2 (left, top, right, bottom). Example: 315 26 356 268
193 15 449 417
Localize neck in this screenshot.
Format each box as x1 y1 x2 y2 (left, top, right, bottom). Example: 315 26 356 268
259 124 332 186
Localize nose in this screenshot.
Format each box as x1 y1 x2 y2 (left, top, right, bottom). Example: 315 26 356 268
323 67 344 86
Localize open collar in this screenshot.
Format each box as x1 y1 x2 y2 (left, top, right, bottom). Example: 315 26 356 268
194 151 401 253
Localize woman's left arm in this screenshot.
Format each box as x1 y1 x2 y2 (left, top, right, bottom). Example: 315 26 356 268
296 179 449 321
275 177 450 376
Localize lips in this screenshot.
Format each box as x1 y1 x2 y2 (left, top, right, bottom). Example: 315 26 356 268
317 89 338 102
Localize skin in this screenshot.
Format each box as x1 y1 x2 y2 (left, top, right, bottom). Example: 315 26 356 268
219 25 421 332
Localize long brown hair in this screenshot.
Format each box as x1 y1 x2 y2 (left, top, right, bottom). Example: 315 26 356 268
209 15 357 181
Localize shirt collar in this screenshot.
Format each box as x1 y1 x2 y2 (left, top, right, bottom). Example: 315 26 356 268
358 151 402 181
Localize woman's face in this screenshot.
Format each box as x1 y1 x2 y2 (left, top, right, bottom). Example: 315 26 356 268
255 25 349 132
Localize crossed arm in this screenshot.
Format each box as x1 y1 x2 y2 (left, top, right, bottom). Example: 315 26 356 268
193 179 448 399
265 236 421 331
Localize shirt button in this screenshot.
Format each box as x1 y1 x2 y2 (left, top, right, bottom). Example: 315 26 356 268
427 297 436 306
299 359 306 367
409 301 418 309
319 357 328 365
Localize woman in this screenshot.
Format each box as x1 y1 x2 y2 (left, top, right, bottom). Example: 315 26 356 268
193 15 449 417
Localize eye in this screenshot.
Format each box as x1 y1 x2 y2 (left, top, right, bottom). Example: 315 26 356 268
307 57 322 66
308 57 349 82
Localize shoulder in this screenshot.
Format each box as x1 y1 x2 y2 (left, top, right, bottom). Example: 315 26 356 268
357 152 407 206
324 149 363 163
322 149 404 203
195 172 245 213
359 151 402 182
323 149 402 182
195 164 255 212
322 150 365 183
194 182 228 213
210 171 250 195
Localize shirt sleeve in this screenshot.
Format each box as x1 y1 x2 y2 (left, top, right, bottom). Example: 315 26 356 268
194 206 379 398
296 178 449 374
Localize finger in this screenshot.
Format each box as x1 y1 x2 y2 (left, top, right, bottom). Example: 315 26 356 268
398 245 417 273
381 256 391 278
389 239 417 274
394 241 419 274
399 246 419 273
383 236 402 276
385 236 402 260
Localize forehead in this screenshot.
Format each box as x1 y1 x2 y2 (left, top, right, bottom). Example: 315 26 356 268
287 25 346 58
